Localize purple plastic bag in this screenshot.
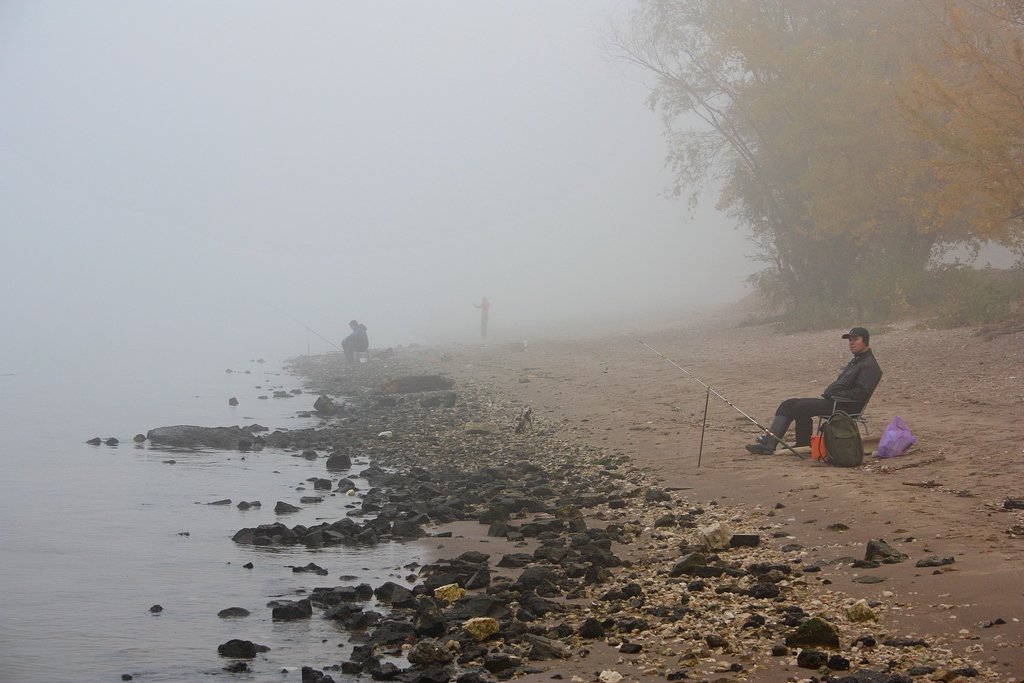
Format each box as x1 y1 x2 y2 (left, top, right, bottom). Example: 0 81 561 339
877 416 916 458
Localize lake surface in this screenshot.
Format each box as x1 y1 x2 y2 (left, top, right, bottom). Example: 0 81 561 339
0 354 423 682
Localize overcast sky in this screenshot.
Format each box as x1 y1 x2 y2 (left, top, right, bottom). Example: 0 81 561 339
0 1 753 374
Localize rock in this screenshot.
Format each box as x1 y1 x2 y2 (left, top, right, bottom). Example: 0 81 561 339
524 633 571 659
482 653 519 674
698 521 733 550
853 575 885 584
578 617 606 639
133 434 146 442
618 642 642 654
228 397 238 406
299 496 323 504
291 562 328 576
272 598 312 620
915 555 954 568
105 438 119 446
463 617 500 642
729 533 761 547
326 452 352 470
149 604 162 613
880 637 928 647
845 599 877 622
407 638 453 665
797 649 828 669
1003 498 1024 510
433 583 466 603
86 437 102 445
668 552 708 577
217 607 250 618
275 501 301 514
217 639 269 659
598 671 623 683
785 617 840 649
208 499 231 506
313 395 338 415
146 425 255 450
865 538 908 564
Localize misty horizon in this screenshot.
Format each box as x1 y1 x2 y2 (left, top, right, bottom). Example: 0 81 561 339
2 1 762 377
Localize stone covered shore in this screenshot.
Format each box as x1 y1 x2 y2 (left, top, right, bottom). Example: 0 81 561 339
228 348 1004 683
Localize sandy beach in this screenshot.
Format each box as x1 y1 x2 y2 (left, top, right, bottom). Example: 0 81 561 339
279 309 1023 683
418 311 1024 681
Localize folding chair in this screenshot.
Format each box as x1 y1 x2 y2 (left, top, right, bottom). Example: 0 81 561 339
817 397 871 437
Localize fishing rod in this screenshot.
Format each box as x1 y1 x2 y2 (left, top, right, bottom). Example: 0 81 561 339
273 308 344 353
636 338 802 460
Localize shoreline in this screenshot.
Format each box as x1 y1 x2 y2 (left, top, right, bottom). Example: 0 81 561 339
270 316 1022 682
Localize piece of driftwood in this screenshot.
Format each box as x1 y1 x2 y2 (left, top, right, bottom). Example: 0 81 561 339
381 375 455 394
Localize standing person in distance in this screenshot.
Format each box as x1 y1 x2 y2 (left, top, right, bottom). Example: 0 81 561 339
472 296 490 341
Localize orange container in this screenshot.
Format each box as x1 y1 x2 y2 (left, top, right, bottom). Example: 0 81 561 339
810 434 826 461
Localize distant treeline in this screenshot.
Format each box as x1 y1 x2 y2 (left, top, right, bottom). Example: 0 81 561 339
616 0 1024 327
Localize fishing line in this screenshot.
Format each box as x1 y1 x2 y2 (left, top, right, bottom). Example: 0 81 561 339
636 338 801 459
270 306 344 353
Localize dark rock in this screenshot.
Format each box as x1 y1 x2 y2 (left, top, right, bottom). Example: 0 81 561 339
785 617 840 649
407 638 453 665
374 582 415 608
880 637 928 647
314 395 338 415
105 437 119 446
496 553 533 568
729 534 761 548
326 451 352 470
87 437 102 445
275 501 302 514
915 556 954 568
827 654 851 670
578 617 605 639
149 604 162 613
208 498 231 506
865 538 908 564
644 488 671 502
524 633 571 660
747 582 780 599
224 661 248 673
482 653 518 674
217 639 269 658
133 433 146 442
770 644 789 656
796 649 828 669
1003 498 1024 510
228 397 239 406
300 496 323 504
217 607 250 618
369 662 401 680
619 642 642 654
146 425 255 450
291 562 328 576
272 598 312 620
705 634 727 649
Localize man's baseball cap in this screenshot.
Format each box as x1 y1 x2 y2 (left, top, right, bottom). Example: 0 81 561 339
842 327 870 343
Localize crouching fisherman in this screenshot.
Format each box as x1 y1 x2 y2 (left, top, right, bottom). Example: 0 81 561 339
746 327 882 455
341 319 369 362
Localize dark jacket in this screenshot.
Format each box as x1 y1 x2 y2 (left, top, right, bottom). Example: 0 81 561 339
344 324 369 352
822 349 882 408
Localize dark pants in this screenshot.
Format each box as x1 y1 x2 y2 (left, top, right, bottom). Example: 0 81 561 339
342 339 367 362
774 398 835 447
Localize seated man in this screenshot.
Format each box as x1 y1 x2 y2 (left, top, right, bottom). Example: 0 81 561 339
746 327 882 454
341 320 369 362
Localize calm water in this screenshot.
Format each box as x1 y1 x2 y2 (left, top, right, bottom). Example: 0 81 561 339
0 355 423 682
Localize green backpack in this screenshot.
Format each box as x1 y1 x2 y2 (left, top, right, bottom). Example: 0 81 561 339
822 411 864 468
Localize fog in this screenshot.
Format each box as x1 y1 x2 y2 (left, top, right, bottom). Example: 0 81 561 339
0 1 753 377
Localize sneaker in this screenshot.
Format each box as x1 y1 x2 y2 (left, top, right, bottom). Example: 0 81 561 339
745 442 774 455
